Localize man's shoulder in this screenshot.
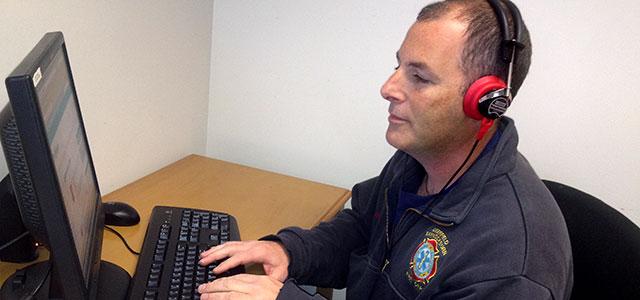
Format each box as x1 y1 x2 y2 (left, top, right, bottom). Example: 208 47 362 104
456 161 572 296
474 156 567 241
507 154 566 232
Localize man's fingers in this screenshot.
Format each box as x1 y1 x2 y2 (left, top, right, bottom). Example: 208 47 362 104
198 274 283 300
200 291 249 300
228 274 261 283
199 244 222 258
212 251 251 274
199 250 224 266
199 241 246 266
198 275 255 294
200 241 239 257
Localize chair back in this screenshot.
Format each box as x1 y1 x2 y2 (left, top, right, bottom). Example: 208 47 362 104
543 180 640 299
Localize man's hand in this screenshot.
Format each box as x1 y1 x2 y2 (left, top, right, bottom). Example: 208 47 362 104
199 240 290 282
197 274 283 300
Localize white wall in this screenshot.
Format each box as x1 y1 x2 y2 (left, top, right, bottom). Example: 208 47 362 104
208 0 640 225
0 1 214 194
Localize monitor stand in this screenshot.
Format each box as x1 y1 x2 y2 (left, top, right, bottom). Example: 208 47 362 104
1 260 130 299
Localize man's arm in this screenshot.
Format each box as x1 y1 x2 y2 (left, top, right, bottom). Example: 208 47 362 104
197 176 379 297
272 177 378 288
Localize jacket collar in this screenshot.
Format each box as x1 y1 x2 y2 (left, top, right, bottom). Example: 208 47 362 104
388 117 519 225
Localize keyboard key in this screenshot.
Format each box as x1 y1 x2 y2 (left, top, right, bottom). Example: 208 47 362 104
144 290 157 300
181 289 191 299
147 279 158 288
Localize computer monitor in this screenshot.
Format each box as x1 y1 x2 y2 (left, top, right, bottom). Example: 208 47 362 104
0 32 128 299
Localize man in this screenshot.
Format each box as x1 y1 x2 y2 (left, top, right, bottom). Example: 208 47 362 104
198 0 573 299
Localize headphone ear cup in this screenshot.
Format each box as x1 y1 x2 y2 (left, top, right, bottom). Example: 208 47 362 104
463 75 507 120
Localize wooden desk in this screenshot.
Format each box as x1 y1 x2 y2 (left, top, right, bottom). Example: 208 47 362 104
1 154 351 283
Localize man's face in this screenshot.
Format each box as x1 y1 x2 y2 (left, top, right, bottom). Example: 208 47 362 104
381 17 477 157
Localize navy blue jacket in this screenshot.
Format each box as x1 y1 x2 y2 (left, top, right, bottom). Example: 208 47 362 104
273 118 573 299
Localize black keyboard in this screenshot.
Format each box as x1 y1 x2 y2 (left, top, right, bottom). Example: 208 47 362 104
128 206 244 300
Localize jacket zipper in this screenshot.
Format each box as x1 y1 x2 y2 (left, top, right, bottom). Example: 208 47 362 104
382 188 391 272
384 188 391 246
381 188 455 273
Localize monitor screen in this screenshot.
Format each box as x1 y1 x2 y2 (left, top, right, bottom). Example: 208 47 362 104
36 44 99 285
1 32 103 299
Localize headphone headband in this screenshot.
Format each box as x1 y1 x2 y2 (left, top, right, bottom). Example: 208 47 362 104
487 0 525 62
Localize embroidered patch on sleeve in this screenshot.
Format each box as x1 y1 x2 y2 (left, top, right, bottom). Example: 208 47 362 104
406 227 449 291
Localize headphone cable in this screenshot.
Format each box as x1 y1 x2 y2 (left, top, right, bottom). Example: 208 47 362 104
438 138 481 194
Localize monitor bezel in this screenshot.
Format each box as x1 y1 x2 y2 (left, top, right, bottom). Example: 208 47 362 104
4 32 104 299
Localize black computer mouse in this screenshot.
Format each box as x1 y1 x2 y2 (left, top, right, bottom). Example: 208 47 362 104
103 201 140 226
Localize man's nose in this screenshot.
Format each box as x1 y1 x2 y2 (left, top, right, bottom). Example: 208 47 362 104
380 70 403 103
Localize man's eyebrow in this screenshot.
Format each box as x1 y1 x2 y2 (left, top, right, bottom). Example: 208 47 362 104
396 51 440 82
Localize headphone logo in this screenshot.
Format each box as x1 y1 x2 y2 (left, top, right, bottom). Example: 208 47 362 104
478 89 512 119
488 97 509 117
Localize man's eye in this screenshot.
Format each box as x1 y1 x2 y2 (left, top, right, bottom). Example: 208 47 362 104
394 65 400 71
413 74 430 84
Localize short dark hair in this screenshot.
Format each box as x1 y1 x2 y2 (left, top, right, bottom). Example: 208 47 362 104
417 0 532 98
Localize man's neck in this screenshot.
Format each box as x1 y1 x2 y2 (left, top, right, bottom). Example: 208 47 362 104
416 124 498 196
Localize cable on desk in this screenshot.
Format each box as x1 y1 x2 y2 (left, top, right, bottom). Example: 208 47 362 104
104 225 140 256
0 231 29 252
20 261 53 300
26 261 51 299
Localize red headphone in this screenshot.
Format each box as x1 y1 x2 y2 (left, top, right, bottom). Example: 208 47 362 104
462 0 525 140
